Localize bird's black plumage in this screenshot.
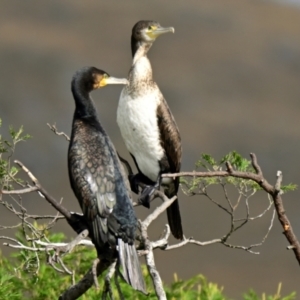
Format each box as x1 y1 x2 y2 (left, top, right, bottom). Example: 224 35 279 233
117 21 184 240
68 66 145 292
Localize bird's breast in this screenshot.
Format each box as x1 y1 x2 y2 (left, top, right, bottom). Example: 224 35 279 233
117 91 164 182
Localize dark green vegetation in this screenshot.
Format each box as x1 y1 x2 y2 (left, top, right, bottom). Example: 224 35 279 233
0 235 296 300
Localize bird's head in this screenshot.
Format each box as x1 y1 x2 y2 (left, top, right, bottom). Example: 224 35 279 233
132 20 175 43
72 67 128 93
92 68 128 89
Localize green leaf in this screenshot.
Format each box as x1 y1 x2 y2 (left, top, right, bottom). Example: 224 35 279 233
281 184 297 192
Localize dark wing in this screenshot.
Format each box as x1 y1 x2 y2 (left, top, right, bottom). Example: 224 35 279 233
116 154 134 198
156 97 183 240
68 126 117 247
83 159 116 246
156 97 182 182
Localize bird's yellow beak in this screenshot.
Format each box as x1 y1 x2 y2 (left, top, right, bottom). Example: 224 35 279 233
147 26 175 40
96 76 128 88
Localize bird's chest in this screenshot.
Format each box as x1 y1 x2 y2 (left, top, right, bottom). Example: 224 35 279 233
117 92 164 181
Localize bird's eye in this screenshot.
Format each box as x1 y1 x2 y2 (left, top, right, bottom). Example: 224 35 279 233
148 26 153 30
103 73 108 78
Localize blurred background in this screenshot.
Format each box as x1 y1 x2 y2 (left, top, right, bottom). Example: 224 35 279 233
1 0 300 298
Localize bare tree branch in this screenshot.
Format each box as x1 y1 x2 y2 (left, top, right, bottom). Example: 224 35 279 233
1 186 38 194
11 160 89 236
272 173 300 264
143 193 177 228
35 239 94 248
14 160 72 220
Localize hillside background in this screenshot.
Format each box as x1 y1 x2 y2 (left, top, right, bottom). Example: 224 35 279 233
1 0 300 298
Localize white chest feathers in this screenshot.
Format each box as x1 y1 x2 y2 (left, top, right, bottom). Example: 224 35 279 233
117 89 164 182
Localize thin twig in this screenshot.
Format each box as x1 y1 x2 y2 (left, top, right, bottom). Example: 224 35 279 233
47 123 70 141
14 160 72 220
1 186 38 194
143 194 177 228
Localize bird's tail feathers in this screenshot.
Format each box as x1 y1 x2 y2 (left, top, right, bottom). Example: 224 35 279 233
165 184 183 240
118 238 147 294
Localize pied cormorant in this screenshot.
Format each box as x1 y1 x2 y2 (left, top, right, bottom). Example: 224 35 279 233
117 21 183 240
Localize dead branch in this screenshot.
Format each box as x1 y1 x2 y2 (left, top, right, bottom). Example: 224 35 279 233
8 160 89 235
1 186 38 194
47 123 70 141
49 229 89 256
35 239 94 248
143 193 177 228
14 160 72 220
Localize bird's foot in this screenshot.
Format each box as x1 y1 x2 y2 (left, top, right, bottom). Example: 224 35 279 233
139 185 157 208
128 174 140 195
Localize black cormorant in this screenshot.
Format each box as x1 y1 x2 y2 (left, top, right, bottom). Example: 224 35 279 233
68 66 146 292
117 20 183 240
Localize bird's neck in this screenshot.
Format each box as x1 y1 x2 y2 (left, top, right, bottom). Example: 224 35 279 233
131 34 153 57
131 40 152 63
130 43 153 83
71 84 98 119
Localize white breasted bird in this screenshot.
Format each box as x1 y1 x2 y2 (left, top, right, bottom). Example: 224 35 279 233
117 20 183 240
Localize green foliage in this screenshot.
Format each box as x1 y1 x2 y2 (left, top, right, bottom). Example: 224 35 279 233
0 118 31 189
0 234 296 300
0 270 22 300
281 183 297 193
243 284 296 300
165 273 225 300
182 151 296 196
182 152 258 196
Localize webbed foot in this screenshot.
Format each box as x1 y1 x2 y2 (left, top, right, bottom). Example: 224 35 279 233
138 185 157 208
128 173 154 195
